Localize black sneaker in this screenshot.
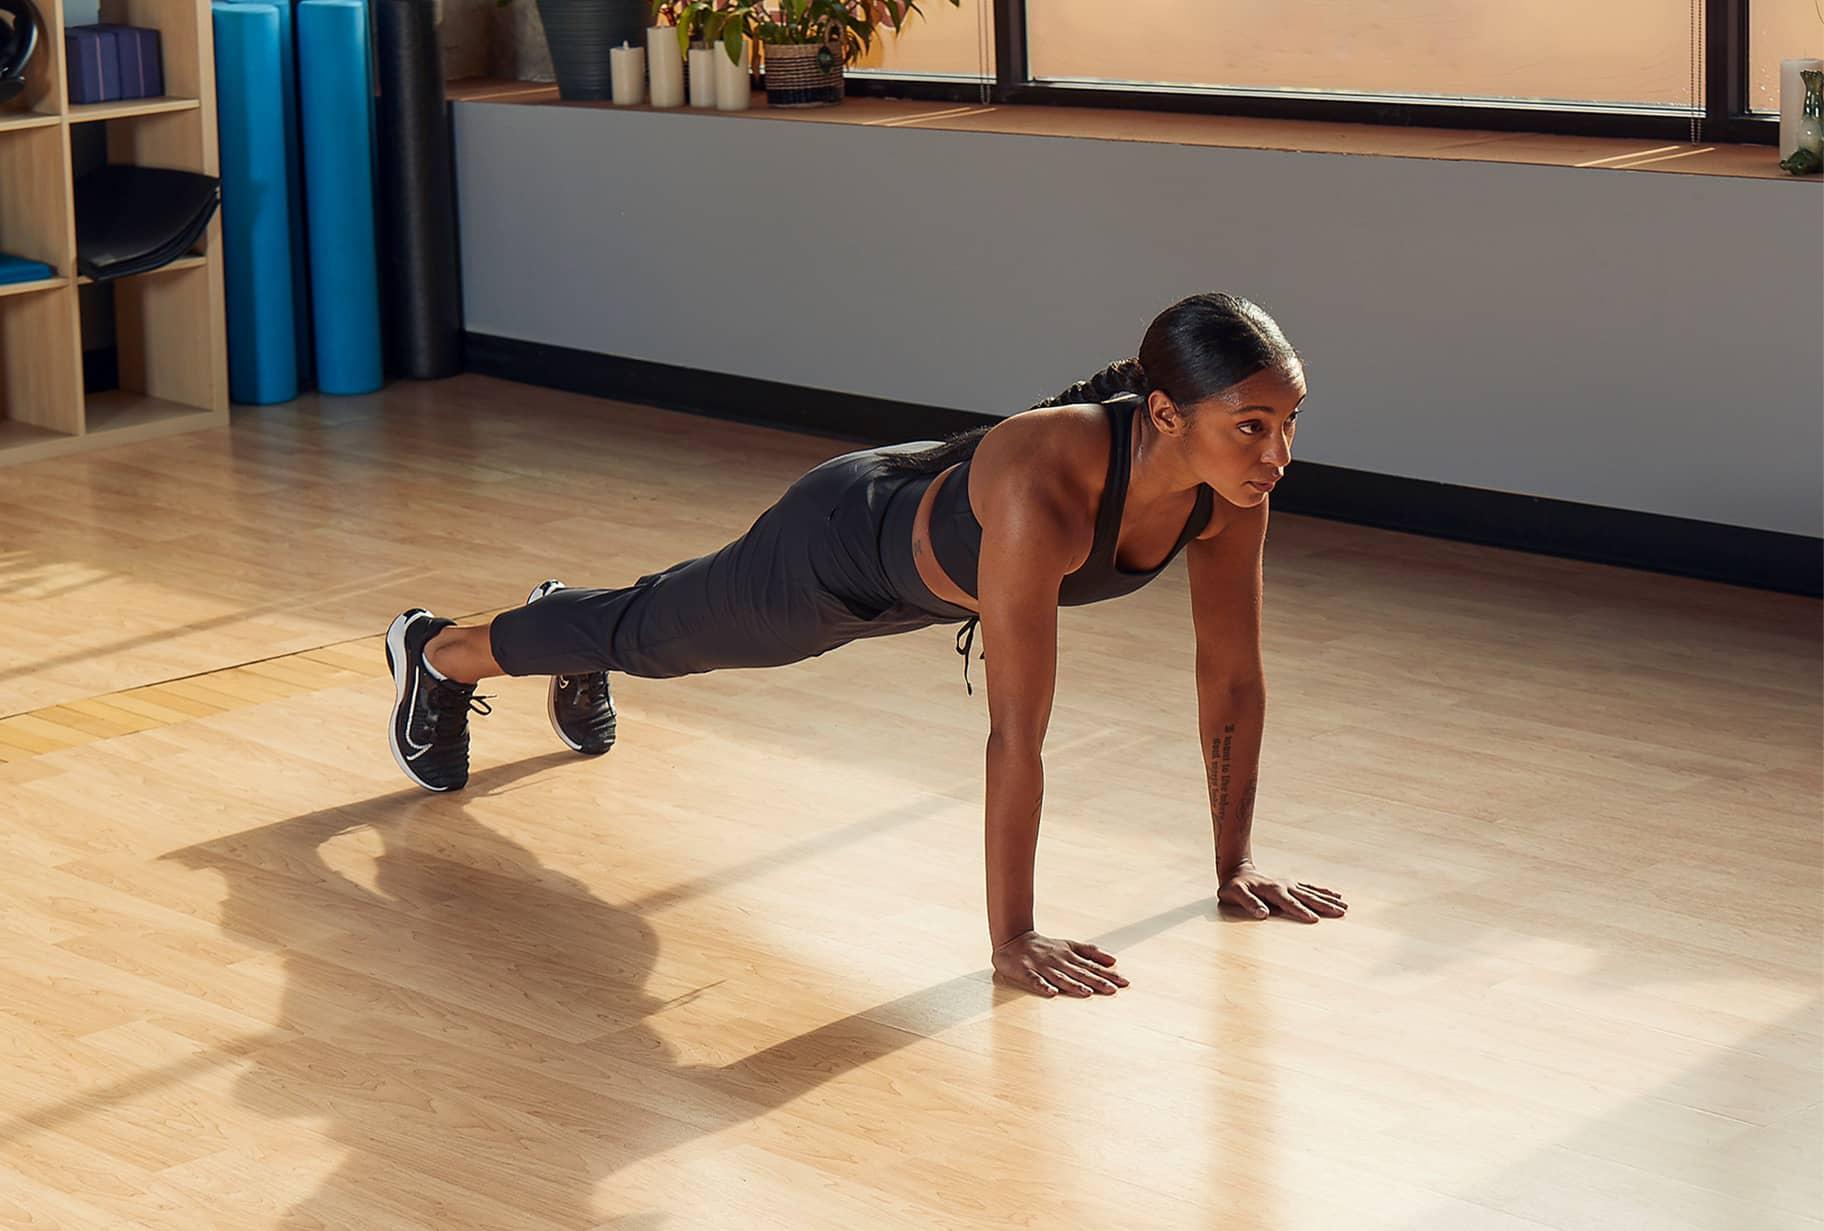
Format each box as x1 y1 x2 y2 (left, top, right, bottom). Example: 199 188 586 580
385 608 494 792
526 579 617 755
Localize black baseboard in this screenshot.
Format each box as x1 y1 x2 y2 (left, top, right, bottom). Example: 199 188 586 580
465 332 1822 598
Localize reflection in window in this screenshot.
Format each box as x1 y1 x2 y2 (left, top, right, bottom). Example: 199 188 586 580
1029 0 1704 110
850 0 994 79
1750 0 1824 113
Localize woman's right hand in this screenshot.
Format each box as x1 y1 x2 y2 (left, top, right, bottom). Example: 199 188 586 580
992 931 1129 997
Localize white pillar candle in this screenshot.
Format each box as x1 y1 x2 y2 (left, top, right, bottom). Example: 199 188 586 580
1780 58 1824 158
713 40 751 111
647 26 684 108
610 42 645 106
688 47 718 108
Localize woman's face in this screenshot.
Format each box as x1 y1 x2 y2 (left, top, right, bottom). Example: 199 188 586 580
1157 367 1306 507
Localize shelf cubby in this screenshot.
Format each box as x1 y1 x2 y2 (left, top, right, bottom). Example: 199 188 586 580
0 123 74 286
0 285 84 437
0 0 65 121
0 0 225 466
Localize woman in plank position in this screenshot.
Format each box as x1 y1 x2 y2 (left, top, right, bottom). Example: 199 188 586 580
385 291 1348 999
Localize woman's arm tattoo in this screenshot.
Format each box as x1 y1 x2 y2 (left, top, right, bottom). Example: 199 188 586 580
1206 722 1234 818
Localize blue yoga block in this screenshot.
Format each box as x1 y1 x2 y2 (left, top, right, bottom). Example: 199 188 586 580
213 1 299 405
92 24 163 97
65 27 122 103
298 0 384 396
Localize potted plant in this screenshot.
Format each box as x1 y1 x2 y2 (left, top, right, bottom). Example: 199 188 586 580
672 0 957 108
511 0 645 100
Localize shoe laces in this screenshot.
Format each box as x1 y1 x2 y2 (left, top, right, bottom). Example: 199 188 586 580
427 679 494 736
556 672 612 708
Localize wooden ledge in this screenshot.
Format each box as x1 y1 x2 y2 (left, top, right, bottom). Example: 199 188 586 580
446 77 1816 183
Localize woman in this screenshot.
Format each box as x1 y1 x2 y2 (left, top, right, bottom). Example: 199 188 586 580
385 292 1348 1000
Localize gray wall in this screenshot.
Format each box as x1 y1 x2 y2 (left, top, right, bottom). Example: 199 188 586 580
454 102 1823 537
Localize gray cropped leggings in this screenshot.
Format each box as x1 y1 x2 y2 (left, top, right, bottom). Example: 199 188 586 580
488 443 977 683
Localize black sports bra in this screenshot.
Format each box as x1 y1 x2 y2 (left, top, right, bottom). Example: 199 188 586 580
928 394 1216 608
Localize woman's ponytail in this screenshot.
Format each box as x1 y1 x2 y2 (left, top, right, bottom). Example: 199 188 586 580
1027 357 1150 409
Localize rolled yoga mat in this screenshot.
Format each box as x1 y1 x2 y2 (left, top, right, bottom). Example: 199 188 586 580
212 1 298 405
226 0 314 388
297 0 383 395
374 0 460 380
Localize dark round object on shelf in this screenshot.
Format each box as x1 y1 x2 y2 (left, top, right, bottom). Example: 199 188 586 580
0 0 44 104
533 0 644 101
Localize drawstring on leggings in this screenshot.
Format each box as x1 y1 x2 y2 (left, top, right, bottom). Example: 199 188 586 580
956 615 983 695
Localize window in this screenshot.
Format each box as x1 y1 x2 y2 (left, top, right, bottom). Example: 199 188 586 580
850 0 995 79
1749 0 1824 113
840 0 1785 144
1026 0 1704 111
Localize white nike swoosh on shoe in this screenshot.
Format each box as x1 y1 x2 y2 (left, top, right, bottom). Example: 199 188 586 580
402 690 433 756
399 618 434 757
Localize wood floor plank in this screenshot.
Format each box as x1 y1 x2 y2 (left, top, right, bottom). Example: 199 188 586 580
0 715 91 750
58 697 176 733
136 679 242 714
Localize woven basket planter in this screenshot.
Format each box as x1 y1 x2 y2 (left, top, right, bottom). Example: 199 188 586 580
763 41 844 107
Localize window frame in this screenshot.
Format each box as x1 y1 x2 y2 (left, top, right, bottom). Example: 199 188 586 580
842 0 1775 146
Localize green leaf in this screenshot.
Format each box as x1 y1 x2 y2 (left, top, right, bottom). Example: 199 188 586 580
723 19 744 63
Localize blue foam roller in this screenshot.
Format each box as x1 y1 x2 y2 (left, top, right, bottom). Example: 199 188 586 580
298 0 383 396
212 2 298 405
225 0 314 387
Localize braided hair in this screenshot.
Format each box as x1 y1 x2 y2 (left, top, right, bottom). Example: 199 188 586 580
877 292 1300 477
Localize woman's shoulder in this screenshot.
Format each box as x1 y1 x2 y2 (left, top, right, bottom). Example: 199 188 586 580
965 401 1116 537
976 400 1116 482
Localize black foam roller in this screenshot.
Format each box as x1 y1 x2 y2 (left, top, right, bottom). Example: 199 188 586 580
374 0 460 380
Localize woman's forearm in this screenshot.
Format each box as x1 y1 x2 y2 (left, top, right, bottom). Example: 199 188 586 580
984 734 1045 947
1200 682 1266 877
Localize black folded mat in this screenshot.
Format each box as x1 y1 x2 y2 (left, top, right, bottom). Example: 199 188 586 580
375 0 460 380
74 164 222 282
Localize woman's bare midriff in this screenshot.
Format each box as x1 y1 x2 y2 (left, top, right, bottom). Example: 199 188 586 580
910 462 980 614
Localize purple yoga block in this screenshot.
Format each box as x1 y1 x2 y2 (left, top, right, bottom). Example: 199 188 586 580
93 25 163 98
65 27 123 104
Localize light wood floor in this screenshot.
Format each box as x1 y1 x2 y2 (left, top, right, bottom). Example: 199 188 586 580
0 375 1818 1230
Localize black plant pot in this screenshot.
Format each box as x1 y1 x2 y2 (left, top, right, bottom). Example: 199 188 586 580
533 0 644 101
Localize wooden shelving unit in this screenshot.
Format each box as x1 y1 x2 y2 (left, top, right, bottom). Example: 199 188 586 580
0 0 227 467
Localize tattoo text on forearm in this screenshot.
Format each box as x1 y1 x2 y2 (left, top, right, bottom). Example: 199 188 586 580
1208 723 1233 818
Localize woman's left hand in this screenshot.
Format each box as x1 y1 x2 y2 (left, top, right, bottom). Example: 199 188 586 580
1218 863 1347 923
